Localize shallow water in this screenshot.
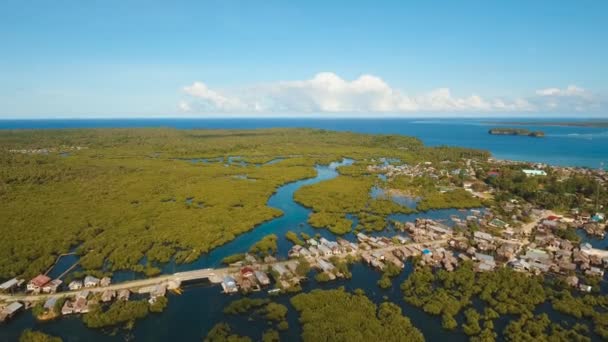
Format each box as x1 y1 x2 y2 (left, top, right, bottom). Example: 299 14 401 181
370 185 420 209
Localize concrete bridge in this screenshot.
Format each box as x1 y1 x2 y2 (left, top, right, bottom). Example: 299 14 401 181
0 267 236 303
0 239 452 303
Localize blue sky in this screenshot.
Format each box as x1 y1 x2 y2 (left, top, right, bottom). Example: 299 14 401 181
0 0 606 118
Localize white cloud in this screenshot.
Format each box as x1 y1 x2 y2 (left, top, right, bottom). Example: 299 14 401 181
178 101 191 112
260 72 419 112
532 85 599 112
179 73 600 115
536 85 587 97
182 81 244 111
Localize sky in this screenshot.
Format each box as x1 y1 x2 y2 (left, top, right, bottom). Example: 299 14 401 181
0 0 606 118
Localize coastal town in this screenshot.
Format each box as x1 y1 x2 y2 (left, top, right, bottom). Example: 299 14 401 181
2 174 606 326
0 139 607 339
2 0 607 339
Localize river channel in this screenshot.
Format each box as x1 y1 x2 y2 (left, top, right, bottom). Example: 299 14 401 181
1 158 605 341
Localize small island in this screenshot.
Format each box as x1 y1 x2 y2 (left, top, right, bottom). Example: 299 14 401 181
488 128 545 137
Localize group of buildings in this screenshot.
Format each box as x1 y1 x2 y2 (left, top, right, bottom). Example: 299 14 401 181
508 215 607 289
8 145 87 155
367 159 476 181
446 209 608 292
0 274 119 323
221 267 271 294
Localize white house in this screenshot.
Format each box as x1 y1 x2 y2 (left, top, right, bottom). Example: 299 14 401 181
84 276 100 288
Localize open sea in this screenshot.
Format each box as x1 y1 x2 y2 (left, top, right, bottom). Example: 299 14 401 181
0 118 607 341
1 118 606 168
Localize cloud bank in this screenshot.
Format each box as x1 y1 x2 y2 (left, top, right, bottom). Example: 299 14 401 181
179 72 601 116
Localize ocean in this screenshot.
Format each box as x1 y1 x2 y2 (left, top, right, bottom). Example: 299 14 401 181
1 118 607 341
1 118 606 168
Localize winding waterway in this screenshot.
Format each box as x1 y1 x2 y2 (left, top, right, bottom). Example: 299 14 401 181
162 159 353 274
2 157 606 341
1 159 357 340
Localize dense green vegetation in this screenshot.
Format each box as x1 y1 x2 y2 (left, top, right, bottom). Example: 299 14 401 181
249 234 278 257
0 128 487 278
461 308 482 336
224 297 288 330
223 298 270 314
400 261 608 340
260 302 288 322
377 275 393 289
485 167 607 212
149 296 168 313
329 256 353 279
221 253 246 265
0 129 329 278
554 227 582 242
488 128 544 137
314 272 331 282
204 323 251 342
377 262 402 289
223 298 288 333
285 230 304 245
388 175 482 211
294 175 416 234
401 261 549 337
291 137 487 235
417 189 482 211
295 257 311 276
550 290 608 338
402 262 476 328
295 176 375 234
296 168 481 235
19 330 62 342
277 320 289 331
262 329 280 342
503 313 590 341
82 300 150 329
290 288 424 342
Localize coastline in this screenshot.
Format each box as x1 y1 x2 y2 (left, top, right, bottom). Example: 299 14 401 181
1 126 607 342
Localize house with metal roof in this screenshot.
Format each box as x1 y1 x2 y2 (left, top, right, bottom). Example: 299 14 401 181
523 169 547 177
1 302 24 322
0 278 19 292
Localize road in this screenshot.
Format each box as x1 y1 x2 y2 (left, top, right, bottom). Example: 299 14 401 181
0 239 452 303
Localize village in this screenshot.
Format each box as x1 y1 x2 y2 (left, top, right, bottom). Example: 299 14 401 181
213 203 607 298
1 226 607 325
1 156 607 329
2 212 607 324
245 156 608 298
0 271 167 323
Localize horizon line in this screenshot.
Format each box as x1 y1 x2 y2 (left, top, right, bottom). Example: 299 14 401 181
1 114 608 121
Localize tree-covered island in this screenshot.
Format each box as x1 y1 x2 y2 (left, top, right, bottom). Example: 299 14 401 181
488 128 545 137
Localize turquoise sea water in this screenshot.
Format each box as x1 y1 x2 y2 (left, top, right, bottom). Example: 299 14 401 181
1 118 606 168
1 118 607 341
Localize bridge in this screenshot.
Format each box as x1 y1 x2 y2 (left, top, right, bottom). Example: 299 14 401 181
0 239 452 303
0 267 236 303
